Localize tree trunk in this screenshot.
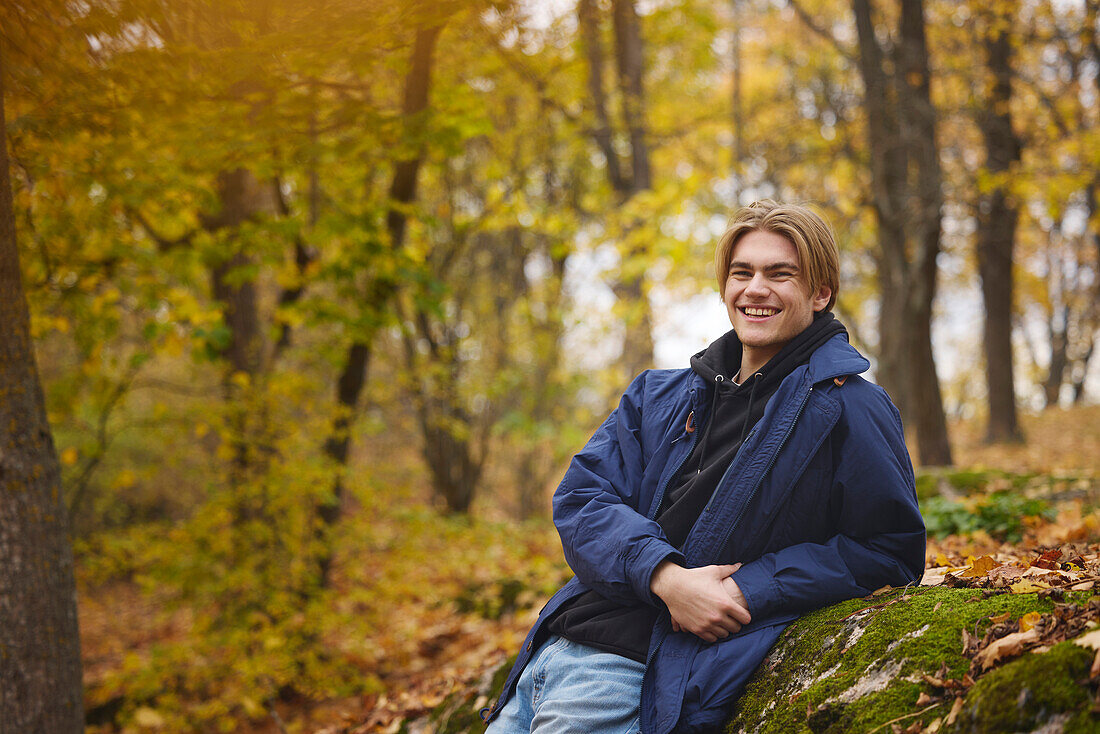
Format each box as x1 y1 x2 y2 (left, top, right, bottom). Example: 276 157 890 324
418 403 483 515
0 51 84 733
1072 333 1095 404
515 239 570 520
580 0 656 381
730 0 744 196
317 24 441 578
579 0 627 195
205 169 271 377
976 5 1023 443
852 0 952 465
1043 306 1070 408
613 0 655 378
201 167 276 484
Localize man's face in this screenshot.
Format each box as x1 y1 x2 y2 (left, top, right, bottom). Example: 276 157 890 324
723 230 831 359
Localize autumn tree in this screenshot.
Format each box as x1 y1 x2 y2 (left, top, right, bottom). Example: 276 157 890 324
579 0 656 382
320 17 443 540
999 0 1099 409
851 0 953 465
970 0 1024 442
0 44 83 732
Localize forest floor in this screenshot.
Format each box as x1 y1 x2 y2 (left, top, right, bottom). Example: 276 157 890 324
78 405 1100 733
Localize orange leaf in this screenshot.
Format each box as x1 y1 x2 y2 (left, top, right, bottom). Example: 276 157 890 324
960 556 998 578
1019 612 1042 632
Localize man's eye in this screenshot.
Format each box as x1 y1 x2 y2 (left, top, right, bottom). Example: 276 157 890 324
730 270 752 278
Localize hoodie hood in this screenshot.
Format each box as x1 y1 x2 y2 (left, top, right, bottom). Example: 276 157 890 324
690 311 848 390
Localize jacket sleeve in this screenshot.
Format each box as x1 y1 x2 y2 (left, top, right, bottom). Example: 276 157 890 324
731 385 926 621
552 371 685 607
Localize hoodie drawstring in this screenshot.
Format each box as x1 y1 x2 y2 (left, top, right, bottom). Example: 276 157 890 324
740 372 763 445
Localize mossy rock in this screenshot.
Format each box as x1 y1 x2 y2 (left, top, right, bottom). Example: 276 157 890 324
460 589 1098 733
954 641 1095 733
727 587 1099 733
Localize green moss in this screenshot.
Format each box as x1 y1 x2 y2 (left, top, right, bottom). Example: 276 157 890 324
948 642 1096 733
726 588 1070 734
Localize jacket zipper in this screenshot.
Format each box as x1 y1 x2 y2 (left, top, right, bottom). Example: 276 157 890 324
487 394 704 726
639 390 704 732
715 384 814 555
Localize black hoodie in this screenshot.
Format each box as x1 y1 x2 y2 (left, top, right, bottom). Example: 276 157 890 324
548 313 848 662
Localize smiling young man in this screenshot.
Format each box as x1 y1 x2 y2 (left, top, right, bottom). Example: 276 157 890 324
483 200 925 734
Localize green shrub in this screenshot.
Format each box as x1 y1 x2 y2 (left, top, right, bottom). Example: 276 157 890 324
920 491 1054 542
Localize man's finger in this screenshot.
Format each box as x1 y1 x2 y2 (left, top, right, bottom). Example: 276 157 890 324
721 616 743 635
730 603 751 625
714 563 740 576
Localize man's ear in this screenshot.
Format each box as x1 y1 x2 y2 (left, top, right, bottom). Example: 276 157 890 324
812 286 831 313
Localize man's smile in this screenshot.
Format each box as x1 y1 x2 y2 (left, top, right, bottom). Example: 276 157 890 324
739 306 781 318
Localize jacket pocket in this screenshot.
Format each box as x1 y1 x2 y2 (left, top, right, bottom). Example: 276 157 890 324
678 620 792 726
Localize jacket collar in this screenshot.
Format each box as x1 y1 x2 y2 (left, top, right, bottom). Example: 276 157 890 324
690 332 869 392
805 332 871 384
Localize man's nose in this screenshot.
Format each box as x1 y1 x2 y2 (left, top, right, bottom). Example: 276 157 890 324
744 273 770 296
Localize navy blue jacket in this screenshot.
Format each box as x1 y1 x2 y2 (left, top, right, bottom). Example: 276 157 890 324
485 334 925 733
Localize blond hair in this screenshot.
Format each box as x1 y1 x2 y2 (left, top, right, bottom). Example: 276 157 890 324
713 199 840 311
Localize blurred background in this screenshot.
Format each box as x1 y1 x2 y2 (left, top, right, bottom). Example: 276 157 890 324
2 0 1099 730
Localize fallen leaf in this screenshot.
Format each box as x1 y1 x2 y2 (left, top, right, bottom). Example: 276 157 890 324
923 717 942 733
922 674 945 688
945 697 964 726
1033 549 1063 570
1073 629 1100 651
933 601 942 613
1019 611 1042 632
960 555 998 578
1010 579 1049 593
988 565 1024 584
989 612 1009 624
975 628 1040 670
1072 581 1095 591
873 585 894 596
915 692 937 706
921 567 950 586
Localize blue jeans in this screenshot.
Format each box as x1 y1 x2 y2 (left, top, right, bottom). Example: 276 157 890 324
486 635 645 734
